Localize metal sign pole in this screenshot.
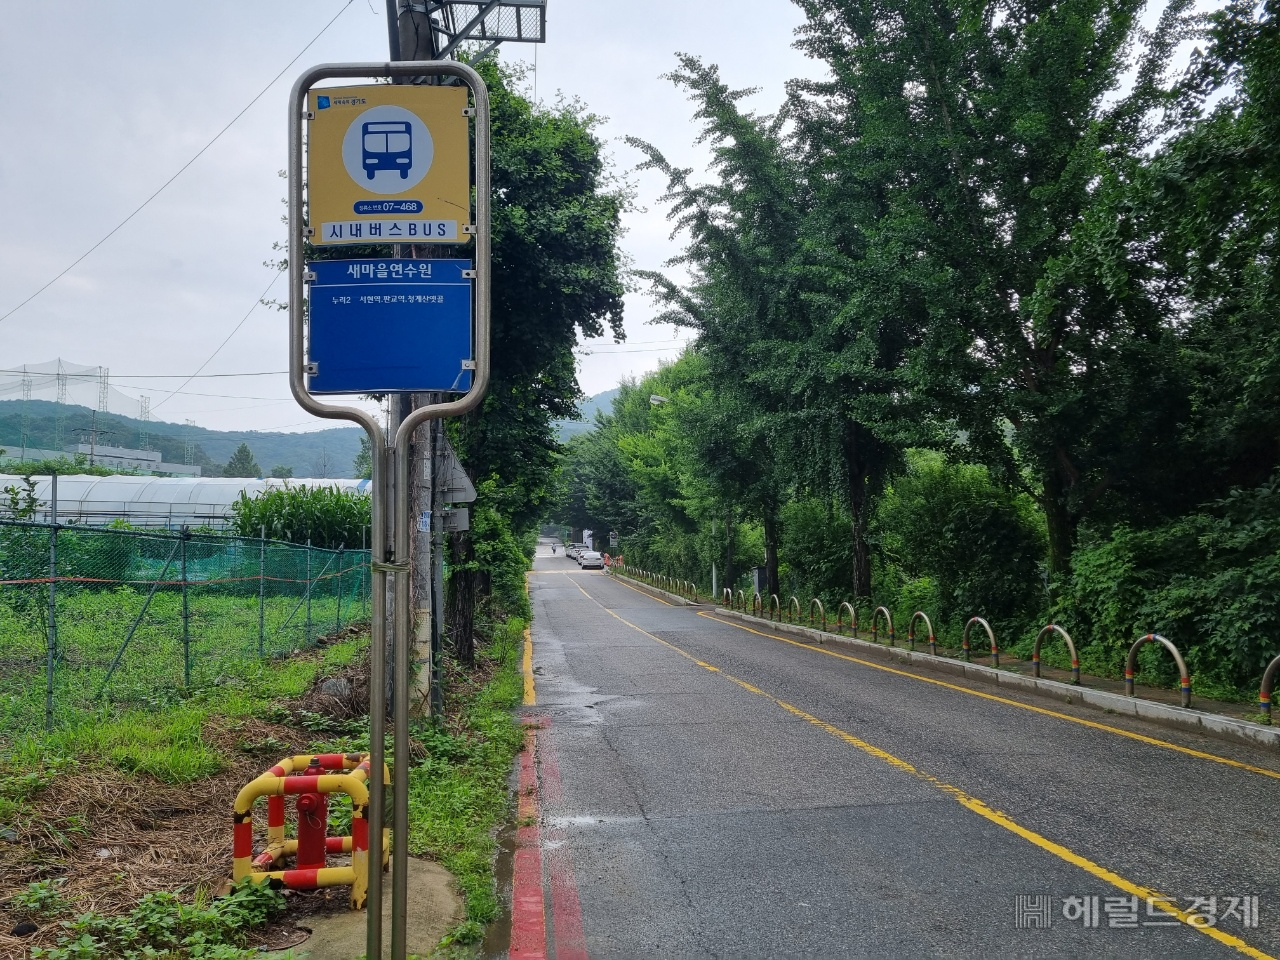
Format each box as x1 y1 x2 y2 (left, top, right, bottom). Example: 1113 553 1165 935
289 59 490 960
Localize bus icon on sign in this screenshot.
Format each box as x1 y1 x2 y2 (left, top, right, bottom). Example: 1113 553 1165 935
362 121 412 179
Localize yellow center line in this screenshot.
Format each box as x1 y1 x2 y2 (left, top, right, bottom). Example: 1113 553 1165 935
561 579 1274 960
697 612 1280 783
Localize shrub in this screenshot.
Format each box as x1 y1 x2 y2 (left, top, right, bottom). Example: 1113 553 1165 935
872 451 1047 644
229 484 370 550
1063 470 1280 694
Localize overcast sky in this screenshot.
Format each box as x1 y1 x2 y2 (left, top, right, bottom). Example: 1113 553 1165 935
0 1 822 433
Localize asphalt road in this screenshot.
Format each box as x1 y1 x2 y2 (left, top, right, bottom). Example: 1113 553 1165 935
523 547 1280 960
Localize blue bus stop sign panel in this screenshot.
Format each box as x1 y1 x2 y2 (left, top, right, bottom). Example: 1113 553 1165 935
306 258 472 394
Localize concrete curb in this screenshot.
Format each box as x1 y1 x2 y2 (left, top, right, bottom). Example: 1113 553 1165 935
709 607 1280 753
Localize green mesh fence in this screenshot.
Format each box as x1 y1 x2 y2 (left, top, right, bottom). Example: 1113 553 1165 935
0 520 370 742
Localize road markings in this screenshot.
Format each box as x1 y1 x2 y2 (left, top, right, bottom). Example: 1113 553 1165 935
696 612 1280 782
559 577 1275 960
523 623 536 707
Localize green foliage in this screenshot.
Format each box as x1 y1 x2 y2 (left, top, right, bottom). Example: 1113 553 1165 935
229 484 369 549
9 878 71 918
407 624 524 927
268 465 293 479
28 879 285 960
0 455 123 477
555 0 1280 693
444 59 628 658
873 453 1047 644
221 443 261 479
1063 472 1280 694
352 436 372 480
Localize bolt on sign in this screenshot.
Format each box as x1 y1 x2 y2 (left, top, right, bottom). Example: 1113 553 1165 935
307 84 471 245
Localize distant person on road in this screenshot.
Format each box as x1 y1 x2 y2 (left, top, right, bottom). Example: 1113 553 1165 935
551 544 557 555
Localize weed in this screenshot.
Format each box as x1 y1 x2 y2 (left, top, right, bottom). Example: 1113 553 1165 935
406 626 523 930
440 919 485 946
9 878 72 917
30 878 285 960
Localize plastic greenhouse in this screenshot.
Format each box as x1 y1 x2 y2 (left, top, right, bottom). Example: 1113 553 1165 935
0 475 371 528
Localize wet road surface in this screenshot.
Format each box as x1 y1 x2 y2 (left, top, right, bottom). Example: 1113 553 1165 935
518 549 1280 959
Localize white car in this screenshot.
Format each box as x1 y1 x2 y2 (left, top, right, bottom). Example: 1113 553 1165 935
578 551 603 569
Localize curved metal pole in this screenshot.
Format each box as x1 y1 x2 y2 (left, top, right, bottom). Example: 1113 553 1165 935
769 594 781 622
788 596 801 624
808 598 826 632
1033 624 1080 684
1125 633 1191 708
907 611 935 655
837 601 857 636
871 606 894 647
1259 653 1280 722
735 589 745 611
963 617 998 666
290 59 491 960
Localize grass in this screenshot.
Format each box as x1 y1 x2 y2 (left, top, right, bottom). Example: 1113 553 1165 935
0 583 369 747
1 634 368 810
0 627 369 959
406 617 525 944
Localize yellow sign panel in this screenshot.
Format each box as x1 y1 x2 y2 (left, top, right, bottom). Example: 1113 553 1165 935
307 84 470 245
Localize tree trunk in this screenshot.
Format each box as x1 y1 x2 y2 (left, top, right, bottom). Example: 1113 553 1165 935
723 510 735 593
763 510 780 600
445 530 477 665
844 428 874 602
1041 469 1077 596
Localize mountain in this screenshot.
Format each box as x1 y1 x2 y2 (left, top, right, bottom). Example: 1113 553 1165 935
0 400 364 477
555 388 620 442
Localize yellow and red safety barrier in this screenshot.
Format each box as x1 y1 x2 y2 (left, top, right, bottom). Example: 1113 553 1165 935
232 752 389 909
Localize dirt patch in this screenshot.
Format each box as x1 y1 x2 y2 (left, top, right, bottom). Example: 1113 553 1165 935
0 636 422 958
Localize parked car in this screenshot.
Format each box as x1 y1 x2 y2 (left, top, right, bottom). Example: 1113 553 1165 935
578 550 603 569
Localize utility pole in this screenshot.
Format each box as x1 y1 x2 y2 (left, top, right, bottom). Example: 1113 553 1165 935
375 7 547 960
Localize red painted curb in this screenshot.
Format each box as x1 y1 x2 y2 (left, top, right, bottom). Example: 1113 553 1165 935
510 727 547 960
539 730 589 960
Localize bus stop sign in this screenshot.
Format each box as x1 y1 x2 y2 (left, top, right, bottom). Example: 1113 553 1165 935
307 84 471 245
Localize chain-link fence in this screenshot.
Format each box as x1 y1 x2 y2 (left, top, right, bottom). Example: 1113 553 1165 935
0 520 371 742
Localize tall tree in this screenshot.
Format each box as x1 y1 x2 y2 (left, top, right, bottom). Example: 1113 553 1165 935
223 443 261 478
791 0 1191 582
445 61 627 662
633 56 903 599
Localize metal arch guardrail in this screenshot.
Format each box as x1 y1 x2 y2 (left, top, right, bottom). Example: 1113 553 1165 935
963 616 999 667
752 592 763 617
871 606 895 647
769 594 781 622
723 588 733 607
1260 654 1280 722
1126 633 1191 708
735 590 746 612
907 611 935 655
788 596 801 624
836 601 857 636
1033 624 1080 685
808 598 826 633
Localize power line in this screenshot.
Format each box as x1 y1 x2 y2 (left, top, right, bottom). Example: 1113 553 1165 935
0 0 355 326
0 368 288 380
152 270 284 413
